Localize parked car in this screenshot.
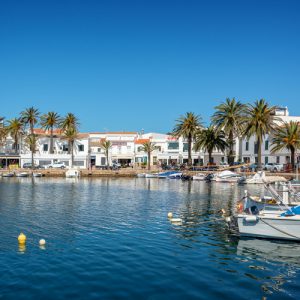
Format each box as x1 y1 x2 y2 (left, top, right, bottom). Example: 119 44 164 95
264 163 284 172
44 162 66 169
241 163 258 172
219 162 229 168
22 163 41 169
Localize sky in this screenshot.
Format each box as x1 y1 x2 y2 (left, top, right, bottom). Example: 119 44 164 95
1 0 300 133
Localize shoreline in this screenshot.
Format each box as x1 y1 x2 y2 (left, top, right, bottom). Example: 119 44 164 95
0 168 298 179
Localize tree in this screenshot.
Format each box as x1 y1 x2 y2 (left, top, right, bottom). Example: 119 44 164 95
25 134 38 169
41 112 61 154
61 113 79 131
21 107 40 135
7 118 24 154
243 99 278 170
100 140 112 168
141 141 157 170
194 126 228 164
0 118 7 150
271 121 300 170
172 112 202 166
63 126 78 168
211 98 246 165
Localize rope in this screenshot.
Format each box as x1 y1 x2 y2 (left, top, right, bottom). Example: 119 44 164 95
259 217 300 240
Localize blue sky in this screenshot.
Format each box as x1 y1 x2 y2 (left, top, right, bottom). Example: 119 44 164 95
1 0 300 133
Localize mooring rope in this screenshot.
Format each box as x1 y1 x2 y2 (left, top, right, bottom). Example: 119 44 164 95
259 217 300 240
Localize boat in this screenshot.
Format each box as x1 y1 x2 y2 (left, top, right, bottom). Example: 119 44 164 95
33 173 43 177
15 172 29 177
145 173 158 178
65 168 81 178
238 171 286 184
158 171 177 178
168 172 182 179
234 185 300 241
137 173 146 178
192 173 206 181
214 170 244 183
2 172 14 177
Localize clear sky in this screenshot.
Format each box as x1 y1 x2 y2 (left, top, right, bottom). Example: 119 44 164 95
1 0 300 133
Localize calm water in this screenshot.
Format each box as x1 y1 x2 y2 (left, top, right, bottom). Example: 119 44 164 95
0 178 299 300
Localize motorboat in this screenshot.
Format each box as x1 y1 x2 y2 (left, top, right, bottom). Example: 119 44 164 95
15 172 29 177
214 170 244 183
65 168 80 178
33 173 43 177
234 184 300 241
2 172 14 177
192 173 206 181
238 171 286 184
137 173 146 178
168 172 182 179
145 173 158 178
158 171 177 179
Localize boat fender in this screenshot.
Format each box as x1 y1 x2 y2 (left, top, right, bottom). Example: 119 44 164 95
244 216 258 222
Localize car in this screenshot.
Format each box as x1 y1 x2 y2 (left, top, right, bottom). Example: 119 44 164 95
22 163 41 169
264 163 284 172
44 162 66 169
219 162 229 168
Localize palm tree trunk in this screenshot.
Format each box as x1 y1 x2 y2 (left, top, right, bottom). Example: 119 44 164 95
257 138 262 171
106 150 109 167
50 127 54 154
188 135 192 166
291 147 295 171
15 135 19 154
71 141 74 168
228 131 234 165
148 151 151 170
31 146 34 170
208 151 212 164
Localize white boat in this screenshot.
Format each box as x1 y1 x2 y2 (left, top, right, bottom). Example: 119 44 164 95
158 171 177 178
239 171 287 184
214 170 244 183
137 173 146 178
145 173 158 178
33 173 43 177
15 172 29 177
2 172 14 177
168 172 182 179
192 173 206 181
65 168 80 178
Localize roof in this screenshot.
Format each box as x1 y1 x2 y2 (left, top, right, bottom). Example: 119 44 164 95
89 132 137 135
135 139 150 144
33 128 63 135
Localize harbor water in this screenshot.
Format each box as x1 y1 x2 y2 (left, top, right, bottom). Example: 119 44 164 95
0 178 299 299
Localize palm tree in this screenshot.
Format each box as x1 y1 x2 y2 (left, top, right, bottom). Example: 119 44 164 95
41 112 61 154
7 118 24 154
21 107 40 135
141 141 157 170
25 134 38 169
243 99 278 170
61 113 79 131
211 98 246 165
172 112 202 166
0 118 7 150
194 126 228 164
271 121 300 170
100 140 112 167
63 126 78 167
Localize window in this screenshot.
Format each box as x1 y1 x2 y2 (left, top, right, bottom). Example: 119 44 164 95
97 148 101 152
168 142 179 150
265 156 269 164
265 140 269 151
73 161 84 166
276 156 280 164
183 143 188 152
138 146 143 152
254 142 258 154
62 145 69 152
43 144 48 151
78 145 84 152
245 142 249 151
101 157 106 165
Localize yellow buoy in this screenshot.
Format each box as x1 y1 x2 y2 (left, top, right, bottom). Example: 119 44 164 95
167 212 173 218
39 239 46 246
18 233 26 244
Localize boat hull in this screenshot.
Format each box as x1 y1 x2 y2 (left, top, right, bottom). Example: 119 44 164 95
237 214 300 241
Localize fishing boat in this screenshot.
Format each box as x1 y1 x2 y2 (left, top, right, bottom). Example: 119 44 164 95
145 173 158 178
15 172 29 177
234 184 300 241
33 172 43 177
214 170 244 183
137 173 146 178
158 171 176 178
168 172 182 179
192 173 206 181
238 171 286 184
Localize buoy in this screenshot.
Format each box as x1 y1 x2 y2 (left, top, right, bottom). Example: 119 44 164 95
170 218 183 225
39 239 46 246
18 233 26 244
167 212 173 218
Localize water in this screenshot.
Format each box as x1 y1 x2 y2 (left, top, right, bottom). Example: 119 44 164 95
0 178 299 299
